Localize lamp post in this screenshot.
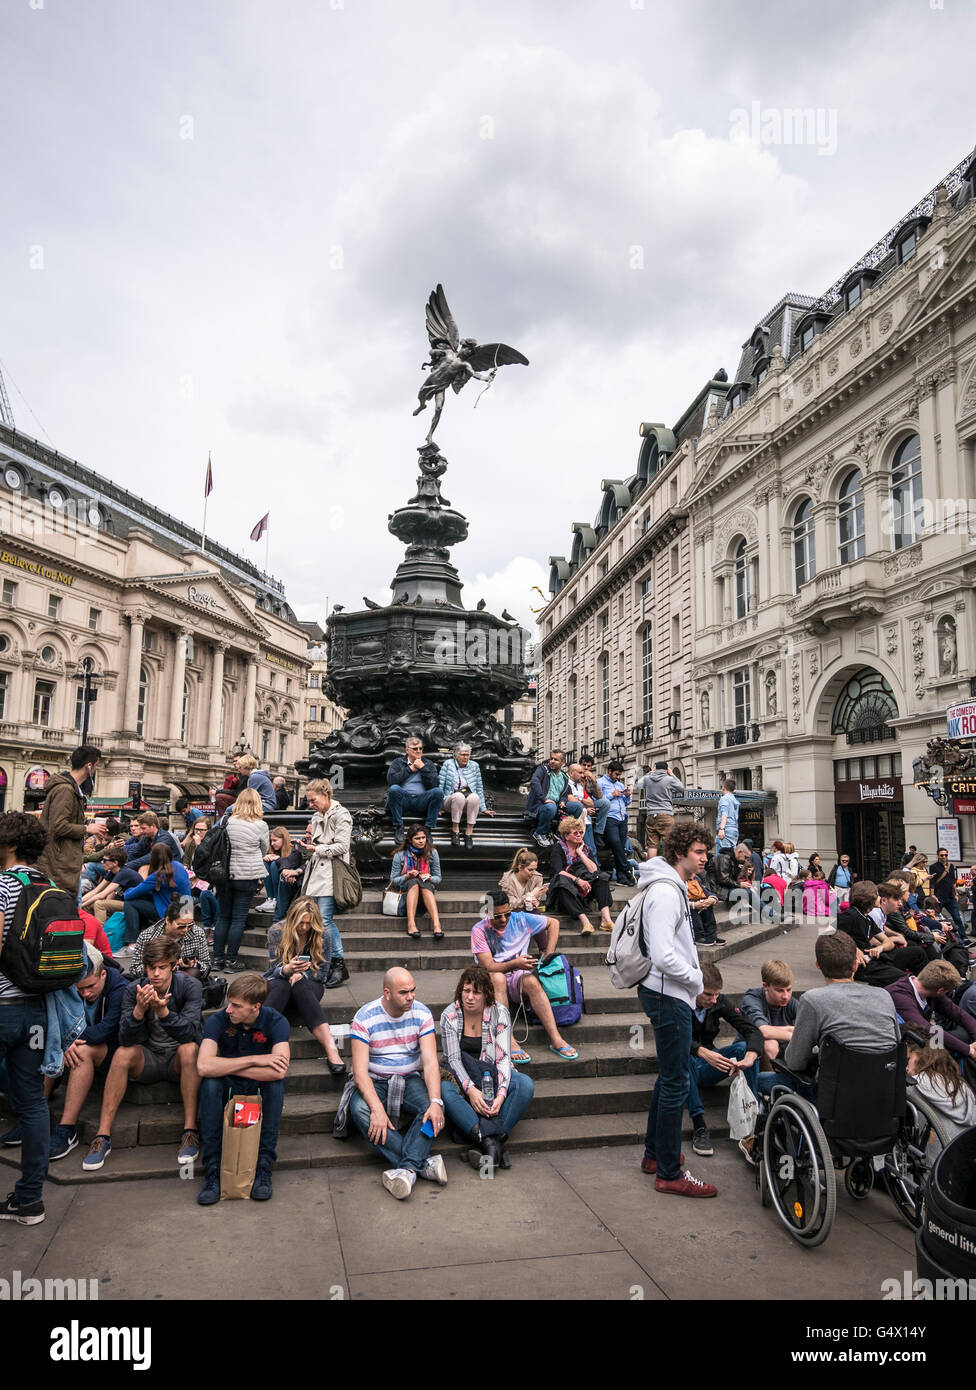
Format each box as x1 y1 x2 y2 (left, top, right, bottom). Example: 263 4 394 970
77 658 96 743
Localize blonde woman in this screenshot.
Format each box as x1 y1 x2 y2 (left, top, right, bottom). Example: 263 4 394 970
545 816 614 933
235 752 277 814
214 788 270 971
259 826 304 922
297 777 353 989
264 897 345 1077
499 849 545 912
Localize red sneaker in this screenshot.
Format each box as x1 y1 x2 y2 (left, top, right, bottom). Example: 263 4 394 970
654 1170 718 1198
641 1153 684 1175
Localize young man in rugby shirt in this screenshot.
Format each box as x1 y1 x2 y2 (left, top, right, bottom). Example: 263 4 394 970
349 966 447 1200
686 961 765 1160
196 972 290 1205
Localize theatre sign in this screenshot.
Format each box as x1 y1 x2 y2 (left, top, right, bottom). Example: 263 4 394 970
947 700 976 738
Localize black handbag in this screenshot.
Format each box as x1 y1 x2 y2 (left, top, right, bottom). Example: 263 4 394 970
192 816 231 890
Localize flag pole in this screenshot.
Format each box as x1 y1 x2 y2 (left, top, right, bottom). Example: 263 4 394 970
264 513 270 575
202 452 213 555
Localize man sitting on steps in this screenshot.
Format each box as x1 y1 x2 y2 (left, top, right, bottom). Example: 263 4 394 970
685 961 765 1163
82 937 203 1174
196 972 290 1205
471 889 579 1062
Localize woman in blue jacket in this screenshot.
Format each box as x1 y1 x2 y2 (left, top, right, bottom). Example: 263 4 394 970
390 824 443 939
122 844 192 944
438 743 494 849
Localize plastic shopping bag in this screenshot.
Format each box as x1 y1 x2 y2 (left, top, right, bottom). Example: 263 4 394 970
727 1069 759 1140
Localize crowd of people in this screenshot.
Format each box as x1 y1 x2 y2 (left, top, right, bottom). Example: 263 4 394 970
2 737 975 1221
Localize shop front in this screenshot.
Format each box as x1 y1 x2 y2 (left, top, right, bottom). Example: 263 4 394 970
834 769 905 883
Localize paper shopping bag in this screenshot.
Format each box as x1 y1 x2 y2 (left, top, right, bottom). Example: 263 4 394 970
219 1093 264 1199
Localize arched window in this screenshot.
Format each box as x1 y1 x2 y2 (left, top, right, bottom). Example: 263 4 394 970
792 500 816 590
733 540 750 618
181 681 190 742
831 667 898 744
641 627 653 722
136 666 148 738
837 469 865 564
890 434 923 549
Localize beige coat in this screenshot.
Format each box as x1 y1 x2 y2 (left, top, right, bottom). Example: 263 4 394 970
303 801 352 899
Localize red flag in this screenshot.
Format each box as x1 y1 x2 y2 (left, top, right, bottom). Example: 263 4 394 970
205 453 213 498
250 512 269 542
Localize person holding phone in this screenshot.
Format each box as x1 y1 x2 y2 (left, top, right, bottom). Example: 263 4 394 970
298 778 352 990
390 824 443 939
263 897 345 1076
545 817 614 934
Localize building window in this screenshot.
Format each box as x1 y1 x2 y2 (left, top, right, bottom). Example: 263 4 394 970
143 630 156 652
670 545 679 578
570 675 578 751
600 654 610 739
641 628 653 722
279 734 287 764
1 580 15 606
671 614 680 651
733 540 750 618
181 681 190 742
136 666 148 738
599 610 609 632
732 668 751 726
800 325 815 352
262 729 271 761
897 228 917 263
309 706 317 722
33 679 56 727
837 469 866 564
831 667 898 739
617 593 624 620
640 575 652 599
47 595 61 620
792 499 816 590
40 645 56 665
309 673 319 688
268 672 276 689
74 683 85 733
88 608 101 632
890 433 923 549
846 281 861 311
599 560 608 579
0 672 7 721
568 638 577 667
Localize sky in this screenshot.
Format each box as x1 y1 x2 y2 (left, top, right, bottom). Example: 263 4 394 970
2 0 974 634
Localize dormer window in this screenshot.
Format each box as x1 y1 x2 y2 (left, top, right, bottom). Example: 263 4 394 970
727 383 751 411
898 229 917 262
796 309 831 354
894 215 930 266
840 267 878 314
800 325 815 352
846 281 861 310
754 359 769 385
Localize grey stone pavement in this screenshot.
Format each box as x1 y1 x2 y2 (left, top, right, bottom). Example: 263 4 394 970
0 923 920 1302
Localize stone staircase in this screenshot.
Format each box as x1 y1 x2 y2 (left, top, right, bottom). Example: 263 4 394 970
0 890 802 1185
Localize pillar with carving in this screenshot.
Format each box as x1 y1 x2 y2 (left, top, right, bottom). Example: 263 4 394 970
207 642 227 748
169 630 189 742
123 610 146 732
242 656 257 751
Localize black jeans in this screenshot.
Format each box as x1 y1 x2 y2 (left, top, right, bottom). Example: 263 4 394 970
264 975 328 1031
603 818 632 881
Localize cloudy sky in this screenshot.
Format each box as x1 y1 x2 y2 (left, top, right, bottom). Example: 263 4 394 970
3 0 974 632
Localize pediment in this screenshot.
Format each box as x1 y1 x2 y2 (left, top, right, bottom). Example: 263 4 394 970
895 222 976 340
130 571 267 635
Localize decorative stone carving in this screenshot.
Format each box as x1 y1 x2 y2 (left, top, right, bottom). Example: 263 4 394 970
764 669 777 717
909 619 925 698
849 337 863 358
883 545 923 578
700 689 710 731
791 659 801 725
803 376 815 396
826 355 839 377
879 310 893 334
937 615 958 677
884 623 899 656
808 649 820 678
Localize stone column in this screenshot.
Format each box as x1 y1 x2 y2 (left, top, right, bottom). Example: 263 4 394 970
242 656 258 750
169 630 189 742
123 610 146 731
767 485 784 597
207 643 227 748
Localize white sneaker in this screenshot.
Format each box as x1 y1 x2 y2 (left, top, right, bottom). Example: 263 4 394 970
255 899 276 912
382 1168 417 1200
419 1154 448 1186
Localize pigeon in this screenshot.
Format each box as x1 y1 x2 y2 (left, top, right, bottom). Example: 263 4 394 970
363 597 381 610
714 368 728 382
394 593 410 605
413 594 424 605
476 599 487 611
501 608 516 622
331 604 344 613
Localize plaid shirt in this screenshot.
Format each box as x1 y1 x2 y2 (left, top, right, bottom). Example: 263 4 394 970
439 1000 513 1100
129 924 212 978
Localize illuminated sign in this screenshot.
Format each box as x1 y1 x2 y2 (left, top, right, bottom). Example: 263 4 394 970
947 701 976 737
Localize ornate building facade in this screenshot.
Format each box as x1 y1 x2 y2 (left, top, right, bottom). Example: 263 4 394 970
0 424 310 811
537 145 976 876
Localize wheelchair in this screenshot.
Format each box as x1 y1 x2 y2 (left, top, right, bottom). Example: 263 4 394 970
756 1037 957 1248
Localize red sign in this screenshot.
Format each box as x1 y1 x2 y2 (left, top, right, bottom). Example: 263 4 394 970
953 798 976 816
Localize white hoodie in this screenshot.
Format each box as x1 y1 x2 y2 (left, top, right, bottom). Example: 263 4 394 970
636 855 704 1007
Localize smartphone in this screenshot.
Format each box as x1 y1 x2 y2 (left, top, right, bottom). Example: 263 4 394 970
296 954 311 962
420 1117 436 1138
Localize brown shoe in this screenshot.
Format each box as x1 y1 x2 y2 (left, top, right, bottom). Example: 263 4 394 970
641 1152 684 1175
654 1170 718 1198
580 922 595 935
598 921 613 932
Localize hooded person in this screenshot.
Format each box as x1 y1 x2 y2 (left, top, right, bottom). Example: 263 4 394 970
637 762 685 853
37 745 101 894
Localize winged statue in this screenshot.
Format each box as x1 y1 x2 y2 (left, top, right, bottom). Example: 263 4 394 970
412 284 529 443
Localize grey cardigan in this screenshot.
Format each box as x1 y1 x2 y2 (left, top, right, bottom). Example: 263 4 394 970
227 816 271 880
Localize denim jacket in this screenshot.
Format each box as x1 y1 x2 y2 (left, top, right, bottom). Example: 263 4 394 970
42 983 87 1078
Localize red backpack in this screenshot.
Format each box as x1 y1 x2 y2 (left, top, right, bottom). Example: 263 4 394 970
0 868 87 993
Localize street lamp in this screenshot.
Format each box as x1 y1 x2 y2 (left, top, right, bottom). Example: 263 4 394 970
232 731 251 756
75 657 97 743
612 729 626 761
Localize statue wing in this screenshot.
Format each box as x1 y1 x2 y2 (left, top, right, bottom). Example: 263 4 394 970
464 342 530 372
424 284 459 351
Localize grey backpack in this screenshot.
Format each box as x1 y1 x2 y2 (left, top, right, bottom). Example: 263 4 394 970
605 881 685 989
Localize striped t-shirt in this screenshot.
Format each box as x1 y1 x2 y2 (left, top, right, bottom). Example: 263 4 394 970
0 866 31 1000
350 997 435 1078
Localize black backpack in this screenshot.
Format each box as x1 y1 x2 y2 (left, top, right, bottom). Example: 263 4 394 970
0 868 87 993
192 815 231 889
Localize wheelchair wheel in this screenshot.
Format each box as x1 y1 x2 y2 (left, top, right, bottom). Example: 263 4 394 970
883 1092 956 1230
763 1094 837 1248
757 1155 772 1208
844 1157 874 1201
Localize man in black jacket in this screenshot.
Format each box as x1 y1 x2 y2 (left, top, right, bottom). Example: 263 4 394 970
81 938 203 1174
837 881 927 987
686 962 765 1157
386 736 444 834
931 848 967 938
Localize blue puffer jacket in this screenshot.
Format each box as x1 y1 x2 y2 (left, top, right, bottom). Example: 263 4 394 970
438 758 486 811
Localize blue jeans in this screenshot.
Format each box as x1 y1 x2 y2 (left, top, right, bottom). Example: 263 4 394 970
536 799 584 836
638 986 691 1181
196 889 219 931
349 1073 435 1174
441 1068 535 1138
199 1075 284 1177
591 795 611 837
315 895 343 962
387 786 444 830
604 817 631 880
686 1041 759 1119
940 899 966 936
123 896 158 945
274 874 300 924
214 878 259 960
0 997 49 1204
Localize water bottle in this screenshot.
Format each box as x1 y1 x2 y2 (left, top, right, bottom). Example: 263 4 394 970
482 1070 494 1104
